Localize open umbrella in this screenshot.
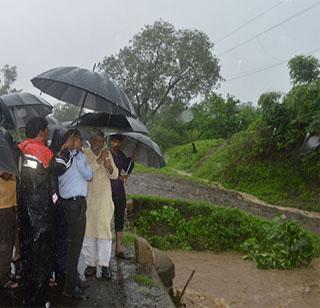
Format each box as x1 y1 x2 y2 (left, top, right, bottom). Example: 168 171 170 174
109 132 165 169
0 128 18 175
46 115 66 141
0 92 53 128
31 66 136 118
68 112 149 135
0 99 15 129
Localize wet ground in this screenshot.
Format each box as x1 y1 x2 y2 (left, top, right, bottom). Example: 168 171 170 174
167 250 320 308
0 250 172 308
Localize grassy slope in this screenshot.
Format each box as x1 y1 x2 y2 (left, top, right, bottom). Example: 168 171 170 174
134 139 319 212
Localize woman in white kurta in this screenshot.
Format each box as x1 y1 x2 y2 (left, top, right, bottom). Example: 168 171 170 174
81 131 118 278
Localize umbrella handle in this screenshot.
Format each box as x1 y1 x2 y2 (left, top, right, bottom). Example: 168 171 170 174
125 160 133 175
76 91 88 127
125 143 139 175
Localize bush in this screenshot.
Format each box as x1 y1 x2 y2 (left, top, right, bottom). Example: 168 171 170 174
130 195 320 269
242 217 315 269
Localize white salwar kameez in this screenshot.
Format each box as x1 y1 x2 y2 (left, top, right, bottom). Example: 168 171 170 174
81 147 118 272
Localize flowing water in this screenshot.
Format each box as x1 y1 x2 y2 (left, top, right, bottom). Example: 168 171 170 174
167 250 320 308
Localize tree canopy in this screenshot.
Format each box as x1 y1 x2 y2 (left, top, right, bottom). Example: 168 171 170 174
99 20 221 122
0 65 20 95
288 55 320 85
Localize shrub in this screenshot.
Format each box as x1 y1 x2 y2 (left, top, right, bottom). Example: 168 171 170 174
130 195 320 269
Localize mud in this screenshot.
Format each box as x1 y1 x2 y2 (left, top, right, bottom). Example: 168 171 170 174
126 173 320 234
0 249 172 307
167 250 320 308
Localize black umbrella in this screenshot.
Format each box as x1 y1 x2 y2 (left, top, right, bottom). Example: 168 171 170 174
0 128 18 175
0 92 53 128
68 112 149 135
31 66 136 118
0 99 15 129
46 115 66 141
109 132 165 169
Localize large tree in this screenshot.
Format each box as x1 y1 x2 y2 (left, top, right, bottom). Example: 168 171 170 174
52 103 81 122
288 55 320 85
99 20 221 122
0 64 20 95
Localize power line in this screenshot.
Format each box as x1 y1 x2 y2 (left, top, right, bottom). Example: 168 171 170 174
218 1 320 57
216 1 285 44
257 36 284 62
225 47 320 82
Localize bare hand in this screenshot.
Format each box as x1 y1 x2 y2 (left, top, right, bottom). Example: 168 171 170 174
103 158 113 174
119 175 129 183
97 149 110 164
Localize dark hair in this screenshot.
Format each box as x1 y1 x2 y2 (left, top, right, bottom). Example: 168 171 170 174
89 128 104 140
63 129 82 144
25 117 48 138
110 134 123 141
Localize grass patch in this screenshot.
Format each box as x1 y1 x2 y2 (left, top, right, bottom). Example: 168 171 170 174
134 136 320 212
132 274 155 287
122 233 136 247
129 195 320 269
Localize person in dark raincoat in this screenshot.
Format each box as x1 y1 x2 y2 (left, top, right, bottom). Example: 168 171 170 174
17 117 55 307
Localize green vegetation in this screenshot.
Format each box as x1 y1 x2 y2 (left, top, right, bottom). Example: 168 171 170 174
242 217 317 269
122 233 136 247
134 136 319 211
135 55 320 212
132 274 155 287
130 195 320 269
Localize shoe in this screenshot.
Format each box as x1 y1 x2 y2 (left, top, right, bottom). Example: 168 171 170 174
63 286 89 300
78 278 90 290
101 266 112 280
84 266 96 277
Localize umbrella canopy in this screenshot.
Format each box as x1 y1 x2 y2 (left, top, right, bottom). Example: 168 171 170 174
0 92 53 128
69 112 149 135
109 132 165 169
0 128 18 175
31 66 136 117
46 115 66 141
0 99 15 129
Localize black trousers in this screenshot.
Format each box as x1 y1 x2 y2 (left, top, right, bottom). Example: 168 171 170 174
18 209 54 307
113 197 126 232
0 207 16 286
53 200 68 280
62 198 86 294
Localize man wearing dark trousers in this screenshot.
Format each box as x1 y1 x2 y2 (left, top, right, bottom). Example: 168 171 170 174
110 135 135 258
17 117 55 307
58 129 92 299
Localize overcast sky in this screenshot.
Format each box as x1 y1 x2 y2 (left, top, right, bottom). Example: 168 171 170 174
1 0 319 105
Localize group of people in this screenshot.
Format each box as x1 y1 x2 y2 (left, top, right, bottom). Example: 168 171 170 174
0 116 135 307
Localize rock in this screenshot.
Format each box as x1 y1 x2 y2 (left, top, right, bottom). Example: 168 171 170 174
153 248 175 293
134 237 155 273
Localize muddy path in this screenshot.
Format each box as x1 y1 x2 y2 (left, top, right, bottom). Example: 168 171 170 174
126 173 320 234
0 248 172 308
167 250 320 308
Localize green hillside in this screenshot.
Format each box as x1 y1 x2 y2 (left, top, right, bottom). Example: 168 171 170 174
136 138 319 212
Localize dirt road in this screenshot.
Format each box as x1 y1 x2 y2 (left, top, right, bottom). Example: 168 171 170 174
126 173 320 234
